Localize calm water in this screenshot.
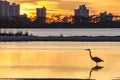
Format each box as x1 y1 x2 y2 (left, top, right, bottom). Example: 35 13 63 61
0 28 120 36
0 28 120 79
0 42 120 80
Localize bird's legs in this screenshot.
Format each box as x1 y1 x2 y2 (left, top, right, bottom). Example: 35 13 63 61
96 63 98 66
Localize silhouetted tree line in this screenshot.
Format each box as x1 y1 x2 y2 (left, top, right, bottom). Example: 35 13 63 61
0 30 32 36
0 15 120 28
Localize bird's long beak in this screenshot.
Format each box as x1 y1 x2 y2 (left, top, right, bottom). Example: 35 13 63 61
85 49 88 50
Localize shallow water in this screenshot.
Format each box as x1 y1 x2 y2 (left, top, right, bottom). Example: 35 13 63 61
0 42 120 80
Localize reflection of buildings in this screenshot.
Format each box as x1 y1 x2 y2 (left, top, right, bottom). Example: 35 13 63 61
74 5 89 17
0 0 20 18
99 11 113 22
36 7 46 23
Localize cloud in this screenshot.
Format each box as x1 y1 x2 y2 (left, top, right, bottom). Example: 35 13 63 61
8 0 120 17
36 1 59 9
57 0 96 15
13 0 58 16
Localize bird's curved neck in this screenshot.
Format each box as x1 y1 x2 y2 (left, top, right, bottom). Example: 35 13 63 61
89 50 93 59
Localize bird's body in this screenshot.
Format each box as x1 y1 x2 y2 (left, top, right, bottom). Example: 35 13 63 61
92 57 103 63
85 49 103 66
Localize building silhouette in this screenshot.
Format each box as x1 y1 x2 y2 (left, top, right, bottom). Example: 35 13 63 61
74 5 89 17
36 6 46 18
99 11 113 22
10 3 20 17
36 6 46 23
0 0 20 18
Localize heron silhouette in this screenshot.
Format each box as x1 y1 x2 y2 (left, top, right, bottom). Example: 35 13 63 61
85 49 104 66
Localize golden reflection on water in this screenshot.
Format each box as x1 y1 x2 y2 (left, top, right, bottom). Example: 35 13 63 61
0 42 120 80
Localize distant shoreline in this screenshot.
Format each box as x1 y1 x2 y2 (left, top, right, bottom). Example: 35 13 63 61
0 35 120 42
1 27 120 29
1 26 120 28
0 78 86 80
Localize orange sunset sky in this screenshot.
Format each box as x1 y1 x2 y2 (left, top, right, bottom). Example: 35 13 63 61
8 0 120 17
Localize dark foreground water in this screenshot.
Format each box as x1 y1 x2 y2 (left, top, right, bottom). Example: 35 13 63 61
0 42 120 80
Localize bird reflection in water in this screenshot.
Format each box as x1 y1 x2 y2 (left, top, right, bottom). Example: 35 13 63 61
88 66 104 80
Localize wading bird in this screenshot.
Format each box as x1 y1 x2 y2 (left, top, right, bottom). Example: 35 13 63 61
85 49 104 66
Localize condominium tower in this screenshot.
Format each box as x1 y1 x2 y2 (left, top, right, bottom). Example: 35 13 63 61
74 5 89 17
0 0 20 18
36 7 46 18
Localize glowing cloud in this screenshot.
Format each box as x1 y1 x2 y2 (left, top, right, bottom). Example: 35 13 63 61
8 0 120 17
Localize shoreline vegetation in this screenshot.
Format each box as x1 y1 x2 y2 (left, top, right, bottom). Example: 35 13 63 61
0 31 120 42
0 15 120 28
0 30 32 36
1 23 120 28
0 78 89 80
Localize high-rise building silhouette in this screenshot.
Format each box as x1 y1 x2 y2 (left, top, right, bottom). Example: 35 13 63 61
99 11 113 21
74 5 89 17
9 3 20 17
36 6 46 23
36 6 46 18
0 0 20 18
